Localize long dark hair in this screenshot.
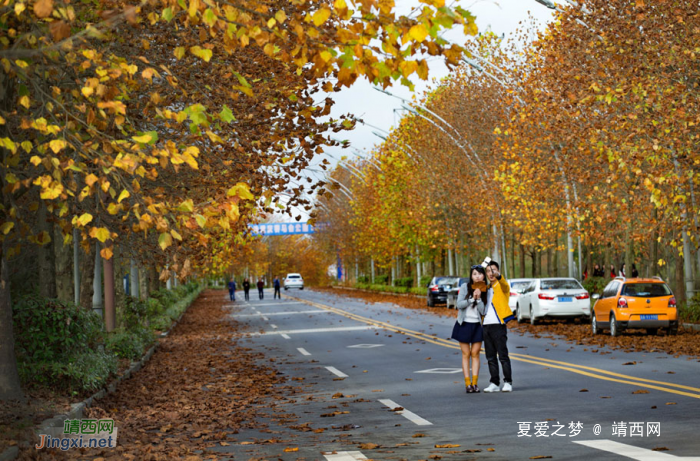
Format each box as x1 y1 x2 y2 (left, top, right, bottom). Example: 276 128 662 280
467 266 488 306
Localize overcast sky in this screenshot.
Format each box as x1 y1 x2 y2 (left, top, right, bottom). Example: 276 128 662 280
279 0 556 222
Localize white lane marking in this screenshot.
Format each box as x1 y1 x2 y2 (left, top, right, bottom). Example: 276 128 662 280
252 326 377 335
270 324 278 329
347 344 385 349
323 451 368 460
231 310 329 317
297 348 311 356
250 302 305 306
261 316 269 321
414 368 462 374
378 399 432 426
280 334 291 339
574 440 699 460
325 366 348 378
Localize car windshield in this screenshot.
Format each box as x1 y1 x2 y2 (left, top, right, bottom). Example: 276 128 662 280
511 281 531 292
540 279 583 290
287 275 301 279
436 277 460 286
621 283 671 298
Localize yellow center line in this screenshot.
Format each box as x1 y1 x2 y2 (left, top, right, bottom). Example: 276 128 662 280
284 294 700 399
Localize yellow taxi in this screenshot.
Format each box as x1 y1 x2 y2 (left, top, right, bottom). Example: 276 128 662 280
591 277 678 336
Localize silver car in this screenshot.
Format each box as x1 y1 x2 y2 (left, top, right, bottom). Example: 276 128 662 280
516 278 590 324
284 273 304 290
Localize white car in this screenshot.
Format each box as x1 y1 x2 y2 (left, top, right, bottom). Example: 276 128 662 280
508 278 536 313
284 273 304 290
515 278 590 324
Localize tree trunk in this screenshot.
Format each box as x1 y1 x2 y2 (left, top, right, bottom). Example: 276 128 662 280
54 226 73 304
546 247 552 277
0 253 24 401
676 250 686 305
519 243 526 279
554 236 559 277
139 263 149 300
149 266 159 294
536 248 542 277
79 241 95 309
37 201 57 299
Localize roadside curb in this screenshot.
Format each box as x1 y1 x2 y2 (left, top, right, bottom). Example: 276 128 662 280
332 285 425 300
1 288 203 460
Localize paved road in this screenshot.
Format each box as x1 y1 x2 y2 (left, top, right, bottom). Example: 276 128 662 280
217 288 700 460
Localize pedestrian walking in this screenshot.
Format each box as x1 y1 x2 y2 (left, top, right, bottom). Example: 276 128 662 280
452 265 488 393
273 276 281 299
243 278 250 301
631 264 639 278
257 278 264 300
619 263 626 278
228 277 237 301
482 261 514 393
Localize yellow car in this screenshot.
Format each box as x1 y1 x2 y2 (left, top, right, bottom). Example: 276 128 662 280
591 277 678 336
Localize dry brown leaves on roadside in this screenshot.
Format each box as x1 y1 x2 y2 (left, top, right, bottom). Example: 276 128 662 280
20 290 294 460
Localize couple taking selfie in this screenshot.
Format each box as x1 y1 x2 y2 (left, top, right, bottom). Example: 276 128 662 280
451 258 513 394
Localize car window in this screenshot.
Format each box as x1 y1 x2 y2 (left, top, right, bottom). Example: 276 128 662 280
621 283 671 298
287 275 301 279
606 282 620 298
511 281 531 292
540 279 583 290
436 277 460 286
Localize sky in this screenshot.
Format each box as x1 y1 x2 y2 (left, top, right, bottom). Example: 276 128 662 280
279 0 557 222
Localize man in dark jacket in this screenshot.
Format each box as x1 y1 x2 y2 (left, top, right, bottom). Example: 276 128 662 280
273 276 281 299
228 278 236 301
242 278 250 301
257 278 265 299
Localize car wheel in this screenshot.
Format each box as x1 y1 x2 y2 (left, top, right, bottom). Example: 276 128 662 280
668 324 678 335
529 306 537 325
646 328 658 336
516 304 524 323
610 313 619 337
284 287 288 291
300 287 304 290
591 313 602 335
427 296 434 307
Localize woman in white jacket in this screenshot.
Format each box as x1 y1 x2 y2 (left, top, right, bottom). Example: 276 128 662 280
452 265 488 393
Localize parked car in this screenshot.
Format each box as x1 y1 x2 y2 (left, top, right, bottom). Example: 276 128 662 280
591 277 678 336
516 278 590 324
508 278 536 314
427 276 460 307
446 277 470 309
284 273 304 290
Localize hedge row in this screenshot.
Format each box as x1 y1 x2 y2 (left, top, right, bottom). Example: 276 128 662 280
13 281 201 394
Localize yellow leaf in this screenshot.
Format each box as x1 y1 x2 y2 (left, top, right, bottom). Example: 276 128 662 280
409 24 429 43
312 7 331 27
81 86 94 97
91 227 110 243
85 174 98 186
107 203 121 215
195 214 207 228
0 222 14 235
19 95 30 109
132 133 154 143
226 182 254 200
49 139 66 153
174 47 186 59
117 190 130 203
177 199 194 213
77 213 93 226
158 232 173 250
170 229 182 240
100 246 113 259
275 10 287 23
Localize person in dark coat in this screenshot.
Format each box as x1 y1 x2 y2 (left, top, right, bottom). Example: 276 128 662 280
243 278 251 301
273 276 281 299
228 278 236 301
257 278 265 299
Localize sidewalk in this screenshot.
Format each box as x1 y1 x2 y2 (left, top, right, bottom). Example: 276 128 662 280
18 290 294 460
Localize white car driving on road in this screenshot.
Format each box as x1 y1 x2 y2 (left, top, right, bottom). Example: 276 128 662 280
284 273 304 290
516 278 590 324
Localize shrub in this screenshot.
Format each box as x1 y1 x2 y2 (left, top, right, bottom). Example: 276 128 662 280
123 296 148 330
393 277 414 288
13 295 104 363
106 326 155 360
146 298 165 318
419 275 432 287
18 350 118 393
357 275 370 284
582 276 607 296
681 294 700 324
375 274 389 285
410 287 426 296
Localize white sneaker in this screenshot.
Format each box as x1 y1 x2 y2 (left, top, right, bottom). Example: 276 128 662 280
483 383 500 393
502 382 513 392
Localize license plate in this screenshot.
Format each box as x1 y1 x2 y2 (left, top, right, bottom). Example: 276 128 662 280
558 297 573 302
640 314 658 320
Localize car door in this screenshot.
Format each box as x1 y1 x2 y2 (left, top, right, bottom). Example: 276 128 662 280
598 281 618 322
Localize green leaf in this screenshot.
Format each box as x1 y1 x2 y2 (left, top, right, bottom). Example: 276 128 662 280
162 7 174 22
158 232 173 250
219 105 235 123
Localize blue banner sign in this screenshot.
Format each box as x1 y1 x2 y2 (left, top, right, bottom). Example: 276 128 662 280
249 222 316 236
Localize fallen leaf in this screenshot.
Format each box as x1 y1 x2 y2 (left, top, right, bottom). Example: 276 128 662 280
283 447 299 452
435 444 460 448
632 389 650 394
